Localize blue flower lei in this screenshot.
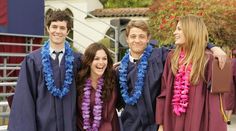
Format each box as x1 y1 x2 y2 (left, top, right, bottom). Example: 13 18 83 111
119 45 153 105
41 40 74 98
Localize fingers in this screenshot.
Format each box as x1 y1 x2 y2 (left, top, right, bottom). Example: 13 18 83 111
218 56 226 70
113 62 121 70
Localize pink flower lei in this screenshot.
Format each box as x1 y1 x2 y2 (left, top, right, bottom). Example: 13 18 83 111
82 77 104 131
172 51 192 116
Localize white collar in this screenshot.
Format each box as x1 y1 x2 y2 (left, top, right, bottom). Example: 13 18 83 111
49 47 65 56
129 51 143 63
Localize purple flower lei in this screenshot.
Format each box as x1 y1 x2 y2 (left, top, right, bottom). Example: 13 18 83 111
82 77 104 131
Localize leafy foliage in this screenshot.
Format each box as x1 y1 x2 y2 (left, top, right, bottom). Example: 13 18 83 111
148 0 236 48
103 0 152 8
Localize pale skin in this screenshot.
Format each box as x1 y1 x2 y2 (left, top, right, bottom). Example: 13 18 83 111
90 49 108 89
173 21 226 69
126 27 150 58
46 20 69 51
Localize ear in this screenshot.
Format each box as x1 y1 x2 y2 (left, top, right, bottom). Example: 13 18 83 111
67 30 70 35
126 35 130 47
46 26 50 33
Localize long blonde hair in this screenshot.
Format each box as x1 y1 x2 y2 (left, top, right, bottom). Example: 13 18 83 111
171 15 209 85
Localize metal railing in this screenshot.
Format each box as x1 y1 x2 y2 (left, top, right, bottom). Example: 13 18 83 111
0 40 40 129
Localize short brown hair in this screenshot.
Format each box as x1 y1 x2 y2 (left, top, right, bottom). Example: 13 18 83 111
46 9 72 31
125 20 150 37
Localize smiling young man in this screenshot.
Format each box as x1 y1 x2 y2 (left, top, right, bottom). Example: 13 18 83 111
8 9 82 131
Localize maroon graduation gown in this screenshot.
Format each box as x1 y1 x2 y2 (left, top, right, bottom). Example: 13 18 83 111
224 58 236 113
77 85 120 131
156 51 227 131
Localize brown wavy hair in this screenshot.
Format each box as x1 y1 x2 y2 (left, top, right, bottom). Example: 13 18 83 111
76 43 116 101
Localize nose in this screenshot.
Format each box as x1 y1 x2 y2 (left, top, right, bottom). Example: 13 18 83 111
98 59 105 64
134 37 140 42
55 27 61 33
173 30 177 35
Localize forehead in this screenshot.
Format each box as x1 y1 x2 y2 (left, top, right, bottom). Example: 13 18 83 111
95 49 107 57
129 27 148 35
50 21 67 26
176 21 182 27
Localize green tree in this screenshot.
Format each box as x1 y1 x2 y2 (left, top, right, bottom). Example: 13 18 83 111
148 0 236 48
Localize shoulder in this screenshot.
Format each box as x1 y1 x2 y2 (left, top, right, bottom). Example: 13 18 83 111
25 48 42 63
163 50 174 64
73 51 83 61
19 48 42 72
152 47 163 56
73 51 82 57
149 47 164 61
151 47 170 62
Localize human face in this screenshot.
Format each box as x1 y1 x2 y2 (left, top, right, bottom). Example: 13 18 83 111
90 49 108 79
173 22 186 45
47 21 69 47
126 27 150 58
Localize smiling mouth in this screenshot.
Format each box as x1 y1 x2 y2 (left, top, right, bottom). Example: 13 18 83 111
175 35 180 39
54 35 61 38
96 66 104 70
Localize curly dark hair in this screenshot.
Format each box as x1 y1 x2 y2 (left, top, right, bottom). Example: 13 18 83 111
76 43 116 101
46 9 72 31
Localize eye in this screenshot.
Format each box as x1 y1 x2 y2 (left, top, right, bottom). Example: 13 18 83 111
130 35 136 39
94 57 99 60
102 57 107 61
60 26 67 31
51 25 57 29
177 26 182 31
139 35 146 39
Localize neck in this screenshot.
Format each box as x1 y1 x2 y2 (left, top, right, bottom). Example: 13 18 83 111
49 40 65 51
90 75 100 89
130 52 142 59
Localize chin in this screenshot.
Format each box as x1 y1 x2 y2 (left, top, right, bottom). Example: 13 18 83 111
175 42 184 45
96 73 104 78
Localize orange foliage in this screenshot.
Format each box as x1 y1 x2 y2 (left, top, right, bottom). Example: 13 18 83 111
148 0 236 48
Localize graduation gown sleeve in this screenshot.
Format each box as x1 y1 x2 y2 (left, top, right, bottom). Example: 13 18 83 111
8 55 38 131
155 51 173 125
224 58 236 113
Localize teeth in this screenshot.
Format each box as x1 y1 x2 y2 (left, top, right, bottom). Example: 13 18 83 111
96 66 103 69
